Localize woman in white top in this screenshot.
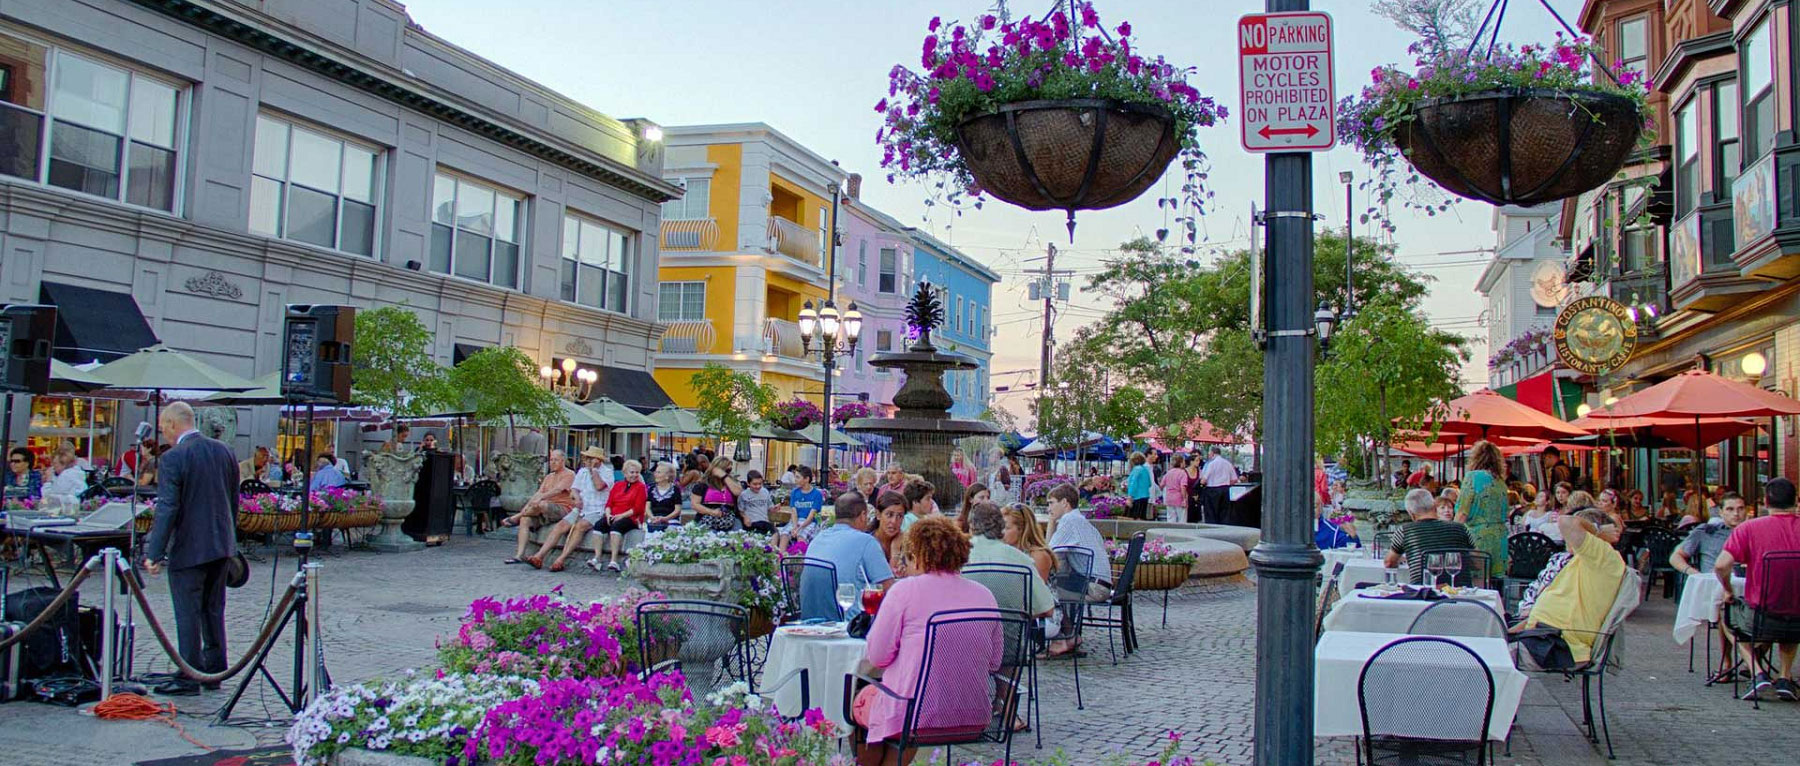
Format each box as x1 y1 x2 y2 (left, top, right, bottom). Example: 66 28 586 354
1520 486 1563 542
41 451 90 505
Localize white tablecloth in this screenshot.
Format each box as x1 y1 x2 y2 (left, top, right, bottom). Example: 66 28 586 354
1315 631 1527 741
1673 574 1744 645
764 626 867 732
1323 588 1506 637
1321 549 1404 591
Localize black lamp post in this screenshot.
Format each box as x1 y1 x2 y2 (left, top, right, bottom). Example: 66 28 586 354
798 298 861 476
1314 301 1338 350
1340 170 1355 321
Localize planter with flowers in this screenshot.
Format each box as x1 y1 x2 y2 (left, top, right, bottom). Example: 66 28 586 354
313 487 382 530
1107 536 1197 591
288 672 538 766
626 526 783 637
831 400 875 425
879 3 1224 240
767 398 824 432
1340 35 1650 210
1019 471 1073 506
238 492 305 535
1087 493 1128 520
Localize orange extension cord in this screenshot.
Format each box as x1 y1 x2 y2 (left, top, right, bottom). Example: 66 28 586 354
93 693 215 751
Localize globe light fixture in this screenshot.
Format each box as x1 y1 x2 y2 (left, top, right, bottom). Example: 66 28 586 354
1314 301 1338 345
1741 351 1767 377
798 300 818 343
1576 403 1592 418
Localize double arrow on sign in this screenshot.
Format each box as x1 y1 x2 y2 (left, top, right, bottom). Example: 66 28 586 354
1257 124 1320 140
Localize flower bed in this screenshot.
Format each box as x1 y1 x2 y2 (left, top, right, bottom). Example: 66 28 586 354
1020 472 1073 504
1088 493 1127 520
237 490 382 533
288 672 536 766
436 591 664 680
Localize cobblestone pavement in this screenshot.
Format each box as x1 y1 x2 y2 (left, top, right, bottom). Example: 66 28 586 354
2 537 1794 765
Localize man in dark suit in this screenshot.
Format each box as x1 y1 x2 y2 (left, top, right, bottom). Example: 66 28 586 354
143 401 239 696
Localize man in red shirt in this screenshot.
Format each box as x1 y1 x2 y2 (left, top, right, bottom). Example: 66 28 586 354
1717 477 1800 701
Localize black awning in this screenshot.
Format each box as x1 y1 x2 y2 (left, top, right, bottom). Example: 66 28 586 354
452 343 487 365
39 281 158 364
592 365 674 413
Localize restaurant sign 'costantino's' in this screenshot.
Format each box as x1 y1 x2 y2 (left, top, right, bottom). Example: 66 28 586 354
1553 296 1638 375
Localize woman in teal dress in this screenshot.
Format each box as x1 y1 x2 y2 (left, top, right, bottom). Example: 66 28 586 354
1454 440 1510 579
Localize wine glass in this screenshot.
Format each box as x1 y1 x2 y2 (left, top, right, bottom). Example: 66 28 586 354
1425 553 1445 588
835 584 858 621
1444 554 1464 589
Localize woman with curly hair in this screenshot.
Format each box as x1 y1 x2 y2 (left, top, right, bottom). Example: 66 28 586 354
1453 440 1509 579
853 516 1003 765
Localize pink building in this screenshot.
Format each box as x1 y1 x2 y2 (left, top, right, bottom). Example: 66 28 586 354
835 179 914 417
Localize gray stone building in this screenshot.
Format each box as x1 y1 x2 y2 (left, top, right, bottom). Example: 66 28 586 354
0 0 676 466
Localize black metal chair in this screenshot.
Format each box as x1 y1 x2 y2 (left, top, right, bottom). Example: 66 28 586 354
1316 561 1346 640
1449 550 1494 590
634 599 747 697
1515 569 1640 758
963 562 1044 749
101 476 136 495
1358 636 1495 765
464 479 500 535
238 479 272 495
1048 545 1096 709
1727 552 1800 709
843 608 1032 766
1639 527 1684 599
1502 532 1559 607
778 556 841 622
1083 532 1144 664
1407 598 1508 639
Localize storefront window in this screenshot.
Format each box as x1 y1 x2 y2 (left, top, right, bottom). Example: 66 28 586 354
26 396 116 469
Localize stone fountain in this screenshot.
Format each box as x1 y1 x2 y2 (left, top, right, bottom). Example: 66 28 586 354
844 281 999 508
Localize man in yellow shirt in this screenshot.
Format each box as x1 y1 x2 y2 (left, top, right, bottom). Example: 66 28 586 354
1513 511 1628 665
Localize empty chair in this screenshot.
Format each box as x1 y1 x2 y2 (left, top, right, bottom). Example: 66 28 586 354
1408 598 1508 639
465 479 501 534
1639 527 1684 599
1084 532 1145 664
781 556 841 622
635 599 747 696
1502 532 1559 605
1358 636 1495 765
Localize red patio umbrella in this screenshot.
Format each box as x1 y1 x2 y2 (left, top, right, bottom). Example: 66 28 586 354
1570 414 1759 450
1426 389 1591 441
1585 370 1800 492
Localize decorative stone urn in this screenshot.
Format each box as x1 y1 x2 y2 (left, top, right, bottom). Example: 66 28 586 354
362 451 424 552
495 452 546 513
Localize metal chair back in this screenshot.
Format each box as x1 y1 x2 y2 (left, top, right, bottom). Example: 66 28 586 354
902 608 1032 753
784 557 841 622
238 479 271 495
1505 532 1558 579
1408 598 1508 639
962 563 1038 667
634 599 747 696
1358 636 1495 765
1452 550 1494 590
1109 532 1146 603
1050 545 1095 598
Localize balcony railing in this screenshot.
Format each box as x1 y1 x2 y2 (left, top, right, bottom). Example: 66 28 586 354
765 215 822 266
763 317 804 358
660 218 720 251
657 319 716 354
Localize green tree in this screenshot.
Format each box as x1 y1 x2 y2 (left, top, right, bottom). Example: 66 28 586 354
1316 297 1467 482
691 363 776 450
450 347 562 446
352 304 449 420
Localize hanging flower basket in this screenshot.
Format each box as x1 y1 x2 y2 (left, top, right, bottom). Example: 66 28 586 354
878 4 1224 240
1395 89 1641 206
1340 37 1650 216
955 98 1179 214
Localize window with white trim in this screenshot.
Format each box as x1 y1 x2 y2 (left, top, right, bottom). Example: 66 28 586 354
954 296 963 335
560 211 633 313
817 206 829 255
0 31 182 212
250 114 381 255
1713 80 1740 189
878 248 898 293
1742 18 1775 160
1674 98 1698 217
857 241 868 288
658 281 706 322
430 172 524 289
1616 17 1648 79
661 176 710 220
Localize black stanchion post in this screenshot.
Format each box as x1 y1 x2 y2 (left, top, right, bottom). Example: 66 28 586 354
1250 2 1324 764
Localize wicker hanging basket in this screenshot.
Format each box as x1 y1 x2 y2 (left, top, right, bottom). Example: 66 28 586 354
955 99 1179 231
1394 88 1641 206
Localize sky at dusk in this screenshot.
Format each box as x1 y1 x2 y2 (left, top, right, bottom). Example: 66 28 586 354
403 0 1574 422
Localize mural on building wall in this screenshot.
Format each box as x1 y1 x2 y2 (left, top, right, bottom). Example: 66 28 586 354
1669 210 1700 286
1733 153 1776 246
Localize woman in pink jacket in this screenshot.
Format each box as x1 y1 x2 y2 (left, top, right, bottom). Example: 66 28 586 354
853 516 1003 765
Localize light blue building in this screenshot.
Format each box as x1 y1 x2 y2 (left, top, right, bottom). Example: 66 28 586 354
906 230 999 419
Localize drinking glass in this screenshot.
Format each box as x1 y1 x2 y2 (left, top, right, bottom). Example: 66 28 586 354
1425 553 1445 588
1444 554 1464 589
835 584 858 620
861 584 885 616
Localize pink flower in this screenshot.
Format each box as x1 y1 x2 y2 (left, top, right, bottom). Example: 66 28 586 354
979 14 997 30
874 98 887 113
1117 21 1132 37
927 16 940 32
1080 3 1100 28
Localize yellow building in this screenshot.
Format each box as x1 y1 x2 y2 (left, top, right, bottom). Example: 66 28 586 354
652 124 846 463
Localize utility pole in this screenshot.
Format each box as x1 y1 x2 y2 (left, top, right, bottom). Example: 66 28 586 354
1039 242 1056 388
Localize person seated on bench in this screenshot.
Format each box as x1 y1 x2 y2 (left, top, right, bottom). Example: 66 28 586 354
503 449 576 567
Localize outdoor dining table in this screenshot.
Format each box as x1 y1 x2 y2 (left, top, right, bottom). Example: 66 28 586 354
1314 630 1527 742
764 624 869 733
1322 548 1404 591
1673 572 1745 645
1322 586 1507 637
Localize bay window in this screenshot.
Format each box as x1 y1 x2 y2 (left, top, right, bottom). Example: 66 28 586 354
249 114 381 255
1713 80 1739 190
431 172 524 289
0 30 182 211
1675 98 1698 217
1741 18 1775 161
560 211 633 313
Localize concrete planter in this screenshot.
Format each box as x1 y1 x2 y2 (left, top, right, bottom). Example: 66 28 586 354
495 452 546 513
334 749 438 766
628 559 743 603
361 451 424 552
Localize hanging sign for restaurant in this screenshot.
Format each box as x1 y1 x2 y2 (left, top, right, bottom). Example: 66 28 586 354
1237 11 1336 152
1553 296 1638 375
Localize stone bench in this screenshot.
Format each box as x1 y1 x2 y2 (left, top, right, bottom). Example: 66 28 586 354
1090 519 1261 551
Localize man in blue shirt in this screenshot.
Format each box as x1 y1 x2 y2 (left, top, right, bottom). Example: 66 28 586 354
779 466 826 550
798 491 892 620
309 453 347 491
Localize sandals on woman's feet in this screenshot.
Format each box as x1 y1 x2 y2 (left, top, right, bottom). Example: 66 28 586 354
526 556 544 570
503 557 523 564
549 561 566 572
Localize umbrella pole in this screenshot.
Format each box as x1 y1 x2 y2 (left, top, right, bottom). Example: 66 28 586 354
1694 416 1703 501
